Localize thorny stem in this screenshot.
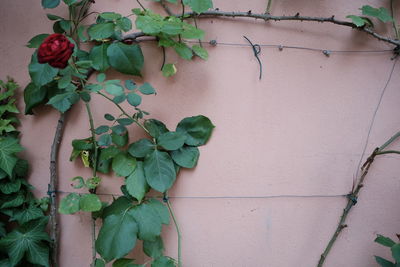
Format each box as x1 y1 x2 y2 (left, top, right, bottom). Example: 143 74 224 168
136 0 146 11
165 194 182 267
266 0 273 14
96 91 151 136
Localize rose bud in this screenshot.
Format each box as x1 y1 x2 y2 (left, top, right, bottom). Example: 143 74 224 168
37 33 74 69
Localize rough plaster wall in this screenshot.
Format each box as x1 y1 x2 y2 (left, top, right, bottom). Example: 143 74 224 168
1 0 400 266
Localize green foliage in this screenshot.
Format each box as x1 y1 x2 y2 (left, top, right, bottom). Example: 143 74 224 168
0 78 50 267
374 234 400 267
107 43 144 76
347 5 393 27
183 0 213 13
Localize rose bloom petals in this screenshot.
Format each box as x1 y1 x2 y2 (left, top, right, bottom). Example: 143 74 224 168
37 33 74 69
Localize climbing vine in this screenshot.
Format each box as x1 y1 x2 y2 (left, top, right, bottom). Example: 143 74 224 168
0 0 398 266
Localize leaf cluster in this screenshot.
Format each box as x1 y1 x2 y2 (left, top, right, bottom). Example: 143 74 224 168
374 234 400 267
0 79 50 267
347 5 393 27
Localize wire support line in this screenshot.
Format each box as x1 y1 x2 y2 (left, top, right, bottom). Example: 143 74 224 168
54 190 346 199
354 57 398 182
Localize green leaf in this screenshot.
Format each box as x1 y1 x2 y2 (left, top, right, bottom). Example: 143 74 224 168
346 15 367 27
27 34 50 48
144 150 176 192
95 258 106 267
145 119 169 139
375 235 396 247
171 146 199 168
361 5 393 23
63 0 77 5
1 193 25 208
147 199 170 225
59 20 72 32
47 13 63 20
96 125 110 135
12 206 44 225
23 83 47 115
192 45 208 59
105 113 115 121
391 244 400 262
96 211 138 262
0 137 23 176
181 24 204 39
117 17 133 32
143 236 164 258
127 92 142 107
151 256 175 267
176 115 214 146
90 43 110 72
29 54 58 86
100 12 122 20
126 161 148 202
72 138 93 150
0 217 50 267
174 43 193 60
113 258 144 267
0 179 22 194
97 146 120 174
158 132 186 151
184 0 213 13
80 194 102 212
98 134 112 147
125 80 137 90
135 15 163 35
88 23 116 40
77 25 89 42
375 256 395 267
112 131 129 147
112 153 137 177
42 0 60 8
105 83 125 96
107 43 144 76
117 118 135 126
139 83 156 95
59 193 81 214
47 91 80 113
129 203 162 241
128 139 155 158
162 63 177 77
102 196 131 218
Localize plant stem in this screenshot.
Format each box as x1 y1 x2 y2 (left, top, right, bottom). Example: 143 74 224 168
390 0 399 39
49 112 66 267
379 130 400 151
96 91 151 135
266 0 273 14
84 102 99 177
317 148 379 266
166 195 182 267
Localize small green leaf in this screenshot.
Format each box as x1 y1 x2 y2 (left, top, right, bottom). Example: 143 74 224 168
98 134 112 147
375 256 395 267
105 83 125 96
29 53 58 86
27 34 50 48
162 63 177 77
174 43 193 60
77 25 88 42
184 0 213 14
97 73 106 83
391 244 400 262
151 256 175 267
127 92 142 106
59 193 81 214
42 0 60 8
63 0 77 5
361 5 393 23
145 119 169 138
171 146 199 168
24 83 47 115
346 15 367 27
143 236 164 258
112 153 137 177
88 23 116 40
158 132 186 151
100 12 122 20
181 24 204 39
112 131 129 147
125 80 137 90
375 235 396 247
90 43 110 72
47 92 80 113
46 14 63 20
192 45 208 59
107 43 144 76
95 125 110 135
117 118 134 126
95 258 106 267
117 17 133 32
144 150 176 192
80 194 102 212
176 115 215 146
126 161 148 202
105 113 115 121
128 139 155 158
138 83 156 95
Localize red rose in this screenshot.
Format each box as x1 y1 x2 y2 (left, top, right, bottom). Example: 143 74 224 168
37 33 74 69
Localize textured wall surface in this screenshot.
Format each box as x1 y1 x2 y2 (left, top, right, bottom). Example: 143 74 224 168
1 0 400 266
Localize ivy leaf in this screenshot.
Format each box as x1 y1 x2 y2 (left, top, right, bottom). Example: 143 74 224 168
59 193 81 214
90 43 110 72
157 132 186 151
192 45 208 60
0 137 23 176
0 217 50 267
171 146 199 168
145 119 169 139
107 43 144 76
162 64 177 77
176 115 215 146
184 0 213 14
41 0 60 8
112 153 137 177
88 23 116 40
0 179 22 194
12 206 44 225
375 256 395 267
47 91 80 113
26 34 50 48
143 236 164 259
151 256 175 267
144 150 176 192
126 161 148 202
375 235 396 247
129 203 162 241
128 139 155 158
80 194 102 212
96 211 138 262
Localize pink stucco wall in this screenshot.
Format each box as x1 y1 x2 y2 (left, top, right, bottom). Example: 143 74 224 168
1 0 400 266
